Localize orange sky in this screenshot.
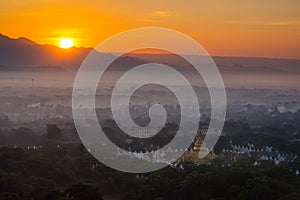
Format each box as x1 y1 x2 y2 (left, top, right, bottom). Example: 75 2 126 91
1 0 300 59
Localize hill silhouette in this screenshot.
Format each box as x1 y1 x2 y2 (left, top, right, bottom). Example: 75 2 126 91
0 33 300 76
0 33 92 68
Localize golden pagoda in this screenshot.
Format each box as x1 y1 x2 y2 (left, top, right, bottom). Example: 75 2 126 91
179 133 216 164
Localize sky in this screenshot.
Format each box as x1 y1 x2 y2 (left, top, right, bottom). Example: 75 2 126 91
1 0 300 59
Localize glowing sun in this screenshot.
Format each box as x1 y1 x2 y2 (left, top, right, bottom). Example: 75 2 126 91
59 38 74 48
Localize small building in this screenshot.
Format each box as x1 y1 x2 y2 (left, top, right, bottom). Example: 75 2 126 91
47 124 61 140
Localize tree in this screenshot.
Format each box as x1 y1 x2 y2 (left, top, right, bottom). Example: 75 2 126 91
0 192 19 200
63 183 103 200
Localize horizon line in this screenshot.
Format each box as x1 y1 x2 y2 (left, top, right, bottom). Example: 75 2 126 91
1 32 300 61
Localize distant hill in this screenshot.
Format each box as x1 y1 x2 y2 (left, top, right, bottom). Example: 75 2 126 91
0 33 300 75
0 33 91 68
213 56 300 74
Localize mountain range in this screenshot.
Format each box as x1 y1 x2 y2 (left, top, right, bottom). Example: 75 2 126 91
0 33 91 68
1 33 300 76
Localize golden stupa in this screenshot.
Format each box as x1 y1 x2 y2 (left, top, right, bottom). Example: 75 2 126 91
179 133 216 164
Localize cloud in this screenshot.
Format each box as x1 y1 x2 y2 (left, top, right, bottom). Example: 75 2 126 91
151 10 178 17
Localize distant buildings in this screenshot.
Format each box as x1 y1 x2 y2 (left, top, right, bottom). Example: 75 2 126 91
219 141 298 167
132 126 162 138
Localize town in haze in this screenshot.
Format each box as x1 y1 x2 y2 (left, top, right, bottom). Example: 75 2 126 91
1 1 300 200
